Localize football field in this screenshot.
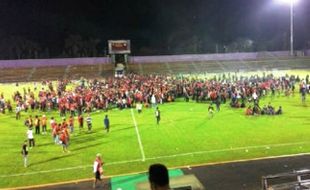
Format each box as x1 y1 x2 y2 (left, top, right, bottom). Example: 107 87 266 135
0 72 310 188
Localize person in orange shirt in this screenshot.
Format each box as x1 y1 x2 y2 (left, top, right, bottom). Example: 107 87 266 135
60 129 69 153
34 115 41 134
62 118 68 129
41 115 47 135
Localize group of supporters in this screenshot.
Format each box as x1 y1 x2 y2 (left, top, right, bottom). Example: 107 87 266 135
0 72 308 169
245 103 282 116
0 73 308 118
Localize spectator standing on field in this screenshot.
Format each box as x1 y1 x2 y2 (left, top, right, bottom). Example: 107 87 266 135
155 107 160 125
15 104 21 120
68 115 74 134
21 140 28 167
34 115 40 135
41 115 47 135
93 153 104 189
27 115 33 129
103 115 110 133
151 94 157 108
78 114 84 132
208 104 214 118
86 114 92 132
136 102 142 114
60 128 69 153
27 128 35 148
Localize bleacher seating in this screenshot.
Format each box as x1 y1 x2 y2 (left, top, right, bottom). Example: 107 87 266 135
0 57 309 83
0 67 33 83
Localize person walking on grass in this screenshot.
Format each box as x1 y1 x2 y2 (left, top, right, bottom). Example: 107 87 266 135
15 104 21 120
60 128 69 153
136 101 143 114
21 140 28 167
86 114 92 132
34 115 40 135
103 115 110 133
78 114 84 132
208 104 214 118
27 115 33 129
27 128 35 148
93 153 104 189
68 115 74 134
155 107 160 125
41 115 47 135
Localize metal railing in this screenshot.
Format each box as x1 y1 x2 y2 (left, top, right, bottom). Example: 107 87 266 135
262 169 310 190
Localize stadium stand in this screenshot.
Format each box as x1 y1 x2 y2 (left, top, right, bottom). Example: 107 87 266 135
0 50 309 82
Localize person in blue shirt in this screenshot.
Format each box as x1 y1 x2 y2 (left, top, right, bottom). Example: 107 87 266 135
104 115 110 133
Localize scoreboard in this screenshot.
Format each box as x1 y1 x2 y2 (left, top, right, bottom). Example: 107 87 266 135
108 40 131 54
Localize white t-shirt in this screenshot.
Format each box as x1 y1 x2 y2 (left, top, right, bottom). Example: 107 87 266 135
136 103 142 110
27 130 34 139
252 92 258 100
93 161 99 173
50 119 55 125
151 95 156 104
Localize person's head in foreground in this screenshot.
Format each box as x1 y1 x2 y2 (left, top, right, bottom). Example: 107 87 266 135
149 163 169 190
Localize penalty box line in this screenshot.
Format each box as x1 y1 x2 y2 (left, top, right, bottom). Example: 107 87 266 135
1 141 309 178
130 108 146 161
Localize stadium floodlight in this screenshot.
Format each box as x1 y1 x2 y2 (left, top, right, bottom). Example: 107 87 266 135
275 0 299 56
275 0 299 4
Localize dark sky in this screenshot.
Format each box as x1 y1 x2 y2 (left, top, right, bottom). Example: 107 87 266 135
0 0 309 58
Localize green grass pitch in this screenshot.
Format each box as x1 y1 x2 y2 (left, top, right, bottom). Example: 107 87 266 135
0 70 310 188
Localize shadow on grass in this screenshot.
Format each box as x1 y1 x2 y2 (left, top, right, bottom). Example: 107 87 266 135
29 153 75 167
36 142 54 147
111 126 134 132
70 142 103 151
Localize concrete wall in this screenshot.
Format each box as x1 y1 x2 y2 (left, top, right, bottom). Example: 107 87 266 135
0 50 306 69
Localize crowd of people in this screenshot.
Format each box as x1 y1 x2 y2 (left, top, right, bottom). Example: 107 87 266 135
1 72 310 169
0 73 308 119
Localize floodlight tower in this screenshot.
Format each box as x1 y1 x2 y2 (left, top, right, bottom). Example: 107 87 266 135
276 0 299 56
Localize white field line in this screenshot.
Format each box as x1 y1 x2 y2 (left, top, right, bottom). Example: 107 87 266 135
0 159 142 178
130 108 146 161
0 141 309 178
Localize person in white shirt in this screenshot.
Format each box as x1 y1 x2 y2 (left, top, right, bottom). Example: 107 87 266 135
136 102 142 114
86 114 92 132
15 105 21 120
151 94 157 108
93 153 104 188
27 128 35 148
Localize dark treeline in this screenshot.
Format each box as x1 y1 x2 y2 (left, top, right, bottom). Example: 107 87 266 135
0 0 309 59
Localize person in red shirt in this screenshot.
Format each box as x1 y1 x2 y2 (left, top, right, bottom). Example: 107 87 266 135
68 115 74 134
60 129 69 153
55 123 62 144
62 118 68 129
78 114 84 132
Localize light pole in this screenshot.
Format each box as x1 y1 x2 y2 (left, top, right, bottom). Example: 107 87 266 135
276 0 298 56
289 0 294 56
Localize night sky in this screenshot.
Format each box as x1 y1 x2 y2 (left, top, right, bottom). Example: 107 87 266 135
0 0 309 59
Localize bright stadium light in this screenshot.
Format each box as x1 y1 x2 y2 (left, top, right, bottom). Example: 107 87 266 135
275 0 299 56
275 0 299 4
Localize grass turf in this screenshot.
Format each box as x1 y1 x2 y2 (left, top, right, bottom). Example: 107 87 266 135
0 73 310 188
